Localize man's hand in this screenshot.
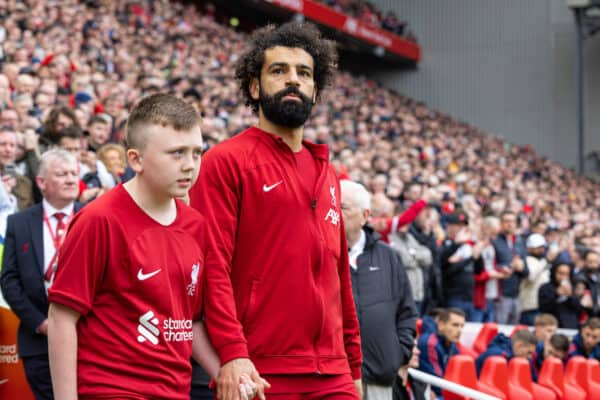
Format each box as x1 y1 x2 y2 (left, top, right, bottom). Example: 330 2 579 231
511 256 525 272
354 379 363 399
217 358 269 400
37 319 49 335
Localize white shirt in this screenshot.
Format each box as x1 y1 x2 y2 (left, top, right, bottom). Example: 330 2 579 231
42 199 74 274
349 229 366 270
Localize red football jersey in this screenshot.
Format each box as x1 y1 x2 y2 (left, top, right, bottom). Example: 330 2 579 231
49 184 208 399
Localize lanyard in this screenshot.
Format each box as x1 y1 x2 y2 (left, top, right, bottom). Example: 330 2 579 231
43 209 72 283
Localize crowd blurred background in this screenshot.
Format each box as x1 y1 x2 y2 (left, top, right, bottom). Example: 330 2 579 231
0 0 598 328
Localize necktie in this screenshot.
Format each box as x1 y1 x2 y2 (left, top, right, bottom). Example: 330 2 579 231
44 212 66 282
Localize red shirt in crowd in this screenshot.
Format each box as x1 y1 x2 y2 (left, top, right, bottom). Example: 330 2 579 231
49 184 208 399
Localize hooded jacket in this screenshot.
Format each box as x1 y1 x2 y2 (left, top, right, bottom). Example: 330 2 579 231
190 127 362 378
538 262 583 329
475 333 537 380
417 328 459 396
351 226 417 385
568 333 600 360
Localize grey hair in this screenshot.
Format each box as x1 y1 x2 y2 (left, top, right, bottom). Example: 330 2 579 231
37 148 79 178
340 180 371 211
483 215 501 229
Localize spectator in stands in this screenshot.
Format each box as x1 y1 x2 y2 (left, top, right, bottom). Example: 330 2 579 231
0 126 33 210
475 329 537 377
519 233 551 325
417 308 465 398
440 212 477 321
568 317 600 360
473 216 506 322
341 180 417 400
40 106 80 149
410 205 443 313
86 115 111 153
575 250 600 317
493 210 529 325
538 262 585 329
390 222 432 315
531 333 570 379
96 143 127 185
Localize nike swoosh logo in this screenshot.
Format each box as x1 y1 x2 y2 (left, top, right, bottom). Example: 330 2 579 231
0 378 7 385
137 268 162 281
263 181 283 192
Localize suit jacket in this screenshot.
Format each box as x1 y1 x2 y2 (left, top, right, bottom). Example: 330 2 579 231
0 201 82 357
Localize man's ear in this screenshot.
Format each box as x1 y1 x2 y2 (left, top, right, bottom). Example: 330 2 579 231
127 148 143 174
250 78 260 101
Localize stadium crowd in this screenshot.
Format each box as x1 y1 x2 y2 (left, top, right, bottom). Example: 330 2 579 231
317 0 416 40
0 0 599 397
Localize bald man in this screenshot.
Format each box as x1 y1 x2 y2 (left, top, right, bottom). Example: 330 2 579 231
341 180 417 400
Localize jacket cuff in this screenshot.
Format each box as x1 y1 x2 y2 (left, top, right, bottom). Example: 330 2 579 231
217 341 250 366
350 365 362 380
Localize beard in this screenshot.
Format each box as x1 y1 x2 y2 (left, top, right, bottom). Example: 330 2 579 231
259 86 314 128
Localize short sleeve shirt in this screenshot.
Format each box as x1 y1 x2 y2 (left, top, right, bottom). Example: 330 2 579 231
49 184 210 399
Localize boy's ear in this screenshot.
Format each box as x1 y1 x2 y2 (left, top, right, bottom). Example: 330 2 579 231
127 148 143 173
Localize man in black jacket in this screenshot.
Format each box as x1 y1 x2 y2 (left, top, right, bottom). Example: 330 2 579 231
441 212 477 321
341 180 417 400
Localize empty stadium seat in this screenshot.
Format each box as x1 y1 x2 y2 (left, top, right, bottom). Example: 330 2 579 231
442 354 505 400
564 356 587 394
538 357 586 400
472 322 498 354
586 359 600 400
507 357 555 400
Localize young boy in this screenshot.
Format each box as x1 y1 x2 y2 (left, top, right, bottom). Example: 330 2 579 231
47 94 256 399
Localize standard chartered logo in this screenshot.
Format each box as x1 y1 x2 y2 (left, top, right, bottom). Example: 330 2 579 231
137 311 160 345
137 310 193 345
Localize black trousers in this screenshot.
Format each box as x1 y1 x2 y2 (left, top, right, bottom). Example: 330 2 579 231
190 383 214 400
22 354 54 400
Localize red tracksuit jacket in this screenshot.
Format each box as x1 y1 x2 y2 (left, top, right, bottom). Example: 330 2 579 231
190 127 362 379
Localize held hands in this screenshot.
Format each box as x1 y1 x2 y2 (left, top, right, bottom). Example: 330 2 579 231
510 256 525 272
217 358 270 400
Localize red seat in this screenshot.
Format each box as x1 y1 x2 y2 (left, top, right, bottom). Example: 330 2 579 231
586 359 600 400
507 357 556 400
538 357 586 400
443 355 478 400
479 356 508 398
564 356 587 395
510 324 529 337
473 323 498 354
416 318 422 336
442 354 504 400
457 342 477 359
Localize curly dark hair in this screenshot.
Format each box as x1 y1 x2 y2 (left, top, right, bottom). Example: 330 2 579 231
235 21 338 113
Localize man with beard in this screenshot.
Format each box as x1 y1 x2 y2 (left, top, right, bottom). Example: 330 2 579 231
189 22 363 400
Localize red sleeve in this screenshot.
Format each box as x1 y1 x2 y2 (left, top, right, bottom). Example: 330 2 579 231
189 148 249 365
474 270 490 283
48 211 109 315
395 199 427 229
338 201 363 380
